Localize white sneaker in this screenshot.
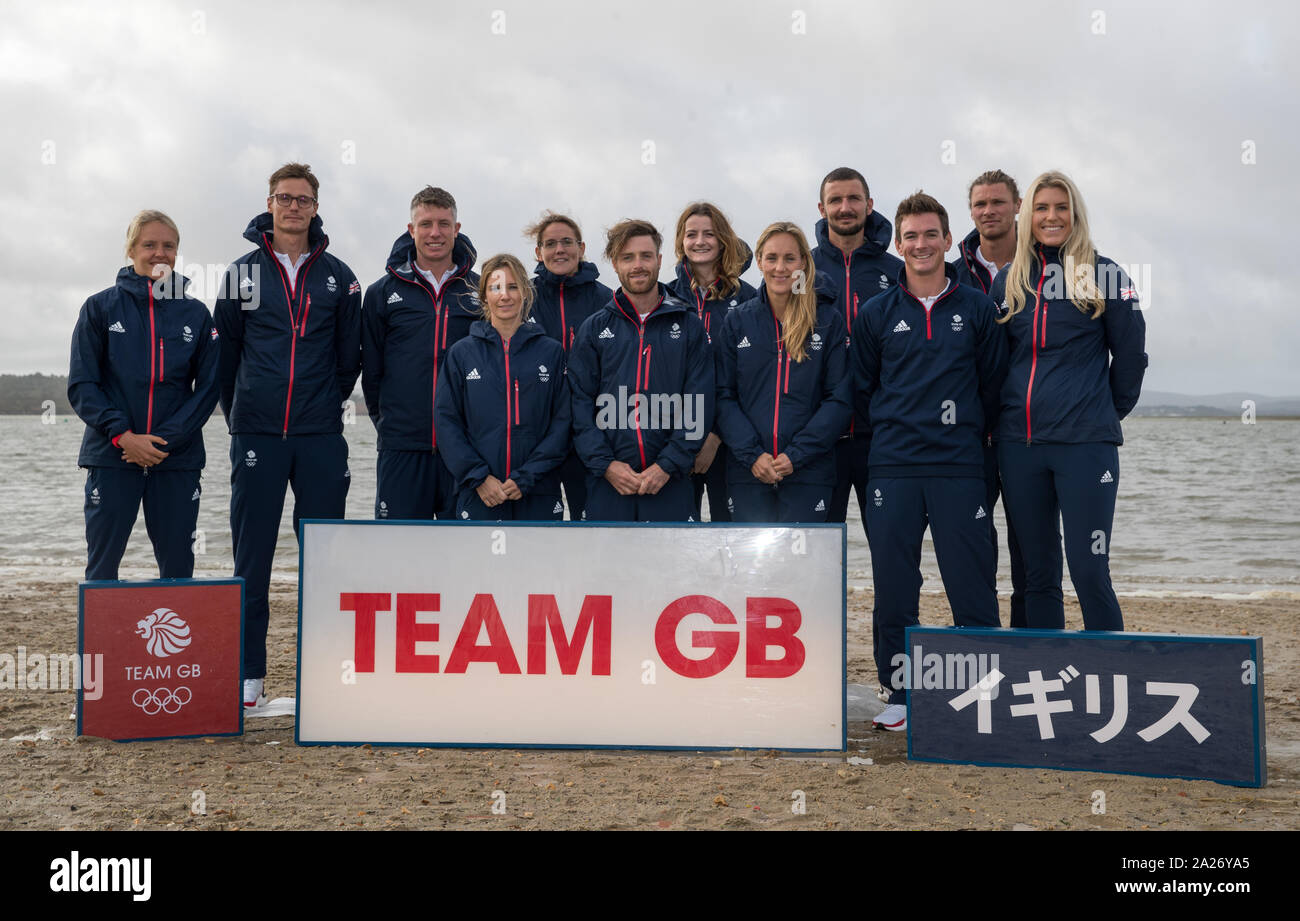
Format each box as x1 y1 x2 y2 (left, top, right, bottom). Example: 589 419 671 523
872 703 907 732
243 678 266 709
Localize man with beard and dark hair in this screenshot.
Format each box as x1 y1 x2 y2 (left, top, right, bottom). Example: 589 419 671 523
567 220 713 521
812 167 903 526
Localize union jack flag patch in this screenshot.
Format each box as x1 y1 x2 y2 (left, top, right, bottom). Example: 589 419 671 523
348 279 361 295
210 327 219 340
1120 286 1137 301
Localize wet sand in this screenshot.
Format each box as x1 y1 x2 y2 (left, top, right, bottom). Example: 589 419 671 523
2 579 1297 830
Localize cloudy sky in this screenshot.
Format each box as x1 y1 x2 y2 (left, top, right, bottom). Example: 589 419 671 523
4 0 1296 395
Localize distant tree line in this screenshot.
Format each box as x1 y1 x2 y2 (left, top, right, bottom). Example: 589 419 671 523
0 374 371 416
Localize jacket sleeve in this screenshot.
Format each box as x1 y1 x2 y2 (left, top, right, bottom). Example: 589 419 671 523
651 314 714 477
336 266 363 404
511 349 572 495
214 264 244 426
713 311 765 467
152 303 220 446
67 295 131 440
850 308 881 427
432 346 493 490
567 319 617 477
360 281 385 430
1101 265 1147 420
973 294 1009 438
784 311 853 470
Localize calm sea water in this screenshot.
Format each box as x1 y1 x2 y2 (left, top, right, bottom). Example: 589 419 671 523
1 415 1296 599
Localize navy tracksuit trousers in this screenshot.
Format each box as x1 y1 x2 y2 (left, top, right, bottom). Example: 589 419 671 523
456 488 565 521
584 474 694 522
983 443 1043 628
230 433 350 679
375 449 458 521
997 441 1123 631
83 466 201 581
557 449 588 521
865 475 1000 704
691 444 732 522
827 435 871 524
729 480 830 523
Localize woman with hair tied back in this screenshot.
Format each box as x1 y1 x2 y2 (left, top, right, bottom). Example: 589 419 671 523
667 202 757 521
713 222 851 523
991 170 1148 631
68 210 220 580
434 253 571 521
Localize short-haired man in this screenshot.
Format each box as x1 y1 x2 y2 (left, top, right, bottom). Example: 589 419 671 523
526 212 613 519
567 220 713 521
361 186 480 522
952 169 1019 294
215 163 361 708
812 167 904 525
950 169 1045 629
851 192 1007 732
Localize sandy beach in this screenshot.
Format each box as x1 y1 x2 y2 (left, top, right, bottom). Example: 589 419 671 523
2 579 1296 831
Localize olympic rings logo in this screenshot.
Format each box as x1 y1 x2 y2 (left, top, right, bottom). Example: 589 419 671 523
131 687 192 715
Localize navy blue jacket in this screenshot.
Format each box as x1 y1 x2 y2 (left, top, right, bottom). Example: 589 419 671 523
951 228 1006 295
715 284 851 487
434 320 570 497
812 213 903 435
69 268 219 470
991 246 1147 446
361 231 480 452
568 285 714 479
214 213 361 436
666 244 757 340
852 266 1008 477
530 261 612 354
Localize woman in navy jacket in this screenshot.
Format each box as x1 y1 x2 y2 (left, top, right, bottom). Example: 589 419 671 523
992 171 1147 630
435 254 571 520
68 210 219 580
667 203 757 522
714 222 852 522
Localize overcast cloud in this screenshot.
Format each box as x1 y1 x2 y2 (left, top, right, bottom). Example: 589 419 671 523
2 0 1296 394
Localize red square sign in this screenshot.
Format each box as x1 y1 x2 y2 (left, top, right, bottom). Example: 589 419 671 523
79 580 244 741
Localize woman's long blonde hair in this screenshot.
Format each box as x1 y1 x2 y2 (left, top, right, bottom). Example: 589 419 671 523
755 222 818 362
999 171 1104 322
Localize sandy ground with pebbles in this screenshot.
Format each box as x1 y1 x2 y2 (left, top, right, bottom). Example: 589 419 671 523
1 579 1297 831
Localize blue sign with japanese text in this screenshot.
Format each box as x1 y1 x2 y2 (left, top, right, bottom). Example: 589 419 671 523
905 627 1265 787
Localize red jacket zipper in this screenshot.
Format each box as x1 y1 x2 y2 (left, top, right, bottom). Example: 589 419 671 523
771 311 784 457
558 283 567 353
262 234 322 438
633 325 647 469
844 253 858 437
1025 256 1050 444
503 339 512 477
392 263 468 452
147 283 156 433
158 340 164 382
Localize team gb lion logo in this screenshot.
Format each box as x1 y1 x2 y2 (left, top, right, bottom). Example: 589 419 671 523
136 608 193 658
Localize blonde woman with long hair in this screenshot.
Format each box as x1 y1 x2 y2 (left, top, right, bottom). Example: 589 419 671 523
991 170 1147 631
713 222 851 522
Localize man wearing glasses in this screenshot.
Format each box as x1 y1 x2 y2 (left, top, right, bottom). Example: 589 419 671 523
215 162 362 709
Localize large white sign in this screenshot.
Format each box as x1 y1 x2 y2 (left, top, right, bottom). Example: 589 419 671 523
297 522 844 750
